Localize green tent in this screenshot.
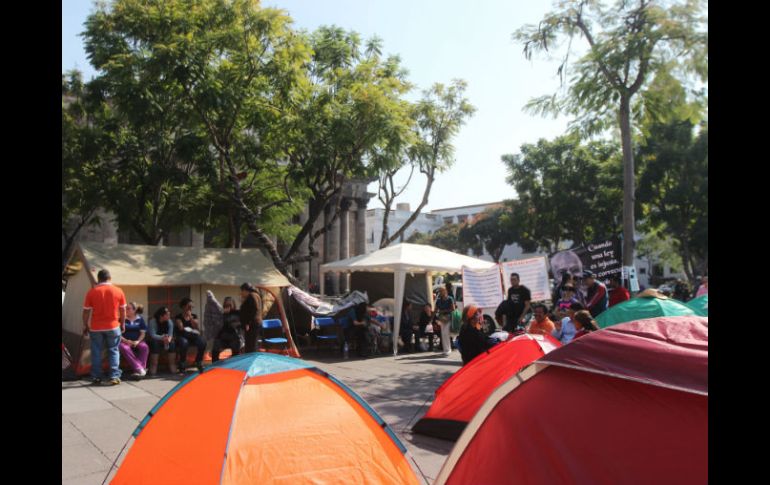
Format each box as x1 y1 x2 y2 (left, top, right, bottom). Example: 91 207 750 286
596 292 697 328
685 294 708 316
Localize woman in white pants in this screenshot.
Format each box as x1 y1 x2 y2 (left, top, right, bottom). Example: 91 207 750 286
434 287 456 356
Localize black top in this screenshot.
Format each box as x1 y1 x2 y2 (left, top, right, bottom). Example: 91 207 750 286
418 310 433 327
458 323 491 365
507 285 531 321
219 309 241 338
239 292 262 330
174 313 198 338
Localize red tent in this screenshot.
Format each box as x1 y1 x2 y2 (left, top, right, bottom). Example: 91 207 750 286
412 333 560 441
435 316 708 485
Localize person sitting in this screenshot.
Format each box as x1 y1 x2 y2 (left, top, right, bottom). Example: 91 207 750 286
572 310 600 340
417 303 435 352
119 302 149 378
458 305 492 365
174 297 207 373
147 307 177 375
350 302 372 357
583 271 609 317
526 303 556 336
211 297 242 363
398 301 417 352
552 302 583 345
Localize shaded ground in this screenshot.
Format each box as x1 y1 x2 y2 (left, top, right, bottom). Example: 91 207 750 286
62 348 462 484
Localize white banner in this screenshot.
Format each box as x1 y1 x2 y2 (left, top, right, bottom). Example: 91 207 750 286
461 266 504 309
501 257 551 302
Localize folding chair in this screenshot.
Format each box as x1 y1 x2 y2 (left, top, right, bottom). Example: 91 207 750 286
314 317 341 354
261 319 288 351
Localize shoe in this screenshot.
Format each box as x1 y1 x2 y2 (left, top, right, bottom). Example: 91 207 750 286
89 377 102 385
195 362 204 373
107 378 121 386
132 368 147 378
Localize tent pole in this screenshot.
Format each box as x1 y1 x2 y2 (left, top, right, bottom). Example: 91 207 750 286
319 269 325 296
393 270 406 358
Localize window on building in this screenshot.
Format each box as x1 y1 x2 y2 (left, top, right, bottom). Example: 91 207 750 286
457 214 468 223
147 286 191 320
638 268 647 275
443 217 454 225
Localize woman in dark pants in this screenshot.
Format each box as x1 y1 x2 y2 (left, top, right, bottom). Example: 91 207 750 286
174 297 207 373
240 283 262 353
211 297 242 362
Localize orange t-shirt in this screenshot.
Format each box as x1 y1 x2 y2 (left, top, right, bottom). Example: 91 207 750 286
528 317 555 337
84 283 127 331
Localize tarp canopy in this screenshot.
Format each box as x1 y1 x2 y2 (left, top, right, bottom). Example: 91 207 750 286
74 242 290 287
287 286 369 316
436 316 708 485
412 333 560 441
685 294 709 316
320 243 496 356
596 293 696 328
111 353 419 485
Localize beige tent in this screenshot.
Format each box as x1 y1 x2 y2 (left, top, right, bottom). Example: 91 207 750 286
62 242 296 373
319 243 496 356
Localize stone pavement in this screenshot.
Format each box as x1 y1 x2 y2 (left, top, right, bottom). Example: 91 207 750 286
62 350 462 484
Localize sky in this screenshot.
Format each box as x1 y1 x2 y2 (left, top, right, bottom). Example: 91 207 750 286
62 0 573 212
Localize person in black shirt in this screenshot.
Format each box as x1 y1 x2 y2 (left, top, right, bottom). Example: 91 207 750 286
503 273 532 332
458 305 491 365
417 303 435 351
174 297 207 373
240 283 263 353
398 301 417 353
212 297 242 362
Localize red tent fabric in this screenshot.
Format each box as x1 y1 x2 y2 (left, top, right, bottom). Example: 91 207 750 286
412 333 560 441
435 316 708 485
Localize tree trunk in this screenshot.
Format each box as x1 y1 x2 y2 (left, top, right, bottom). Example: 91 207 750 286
619 96 636 267
382 168 435 247
379 194 394 249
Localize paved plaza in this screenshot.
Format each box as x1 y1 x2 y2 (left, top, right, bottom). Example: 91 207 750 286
62 350 462 484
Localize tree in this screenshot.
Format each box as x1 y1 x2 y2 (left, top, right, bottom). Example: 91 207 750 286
62 71 109 272
458 207 515 263
502 135 623 254
406 224 472 254
84 0 312 276
378 80 475 248
513 0 707 266
636 119 707 281
280 26 413 266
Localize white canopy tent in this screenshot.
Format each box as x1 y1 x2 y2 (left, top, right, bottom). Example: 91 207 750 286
319 243 496 356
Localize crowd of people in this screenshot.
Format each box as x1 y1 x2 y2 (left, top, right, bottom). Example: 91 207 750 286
82 269 264 385
455 270 707 366
81 266 709 383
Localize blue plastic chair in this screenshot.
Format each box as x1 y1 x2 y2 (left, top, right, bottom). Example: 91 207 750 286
261 319 288 349
314 317 340 353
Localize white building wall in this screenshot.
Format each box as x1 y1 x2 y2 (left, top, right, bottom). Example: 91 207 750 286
365 208 443 252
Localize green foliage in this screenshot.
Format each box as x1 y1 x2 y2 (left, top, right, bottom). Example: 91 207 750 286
636 119 707 279
458 207 514 263
514 0 708 138
406 224 472 254
502 135 623 254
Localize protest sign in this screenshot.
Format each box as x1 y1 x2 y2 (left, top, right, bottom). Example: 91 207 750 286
501 257 551 302
461 266 504 309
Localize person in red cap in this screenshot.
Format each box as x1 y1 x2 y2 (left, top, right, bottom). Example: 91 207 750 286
457 305 492 365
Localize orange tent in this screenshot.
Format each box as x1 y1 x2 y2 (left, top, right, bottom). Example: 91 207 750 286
111 353 419 485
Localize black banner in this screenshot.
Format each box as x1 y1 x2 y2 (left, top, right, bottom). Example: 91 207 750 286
550 236 622 282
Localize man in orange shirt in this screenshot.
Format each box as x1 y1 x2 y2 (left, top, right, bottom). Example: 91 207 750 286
526 303 555 337
83 269 127 385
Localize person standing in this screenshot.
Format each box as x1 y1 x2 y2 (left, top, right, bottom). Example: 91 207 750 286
82 269 126 386
434 287 456 356
583 271 609 317
240 283 263 353
607 276 630 308
695 276 708 297
505 273 532 332
119 302 149 378
174 297 206 373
